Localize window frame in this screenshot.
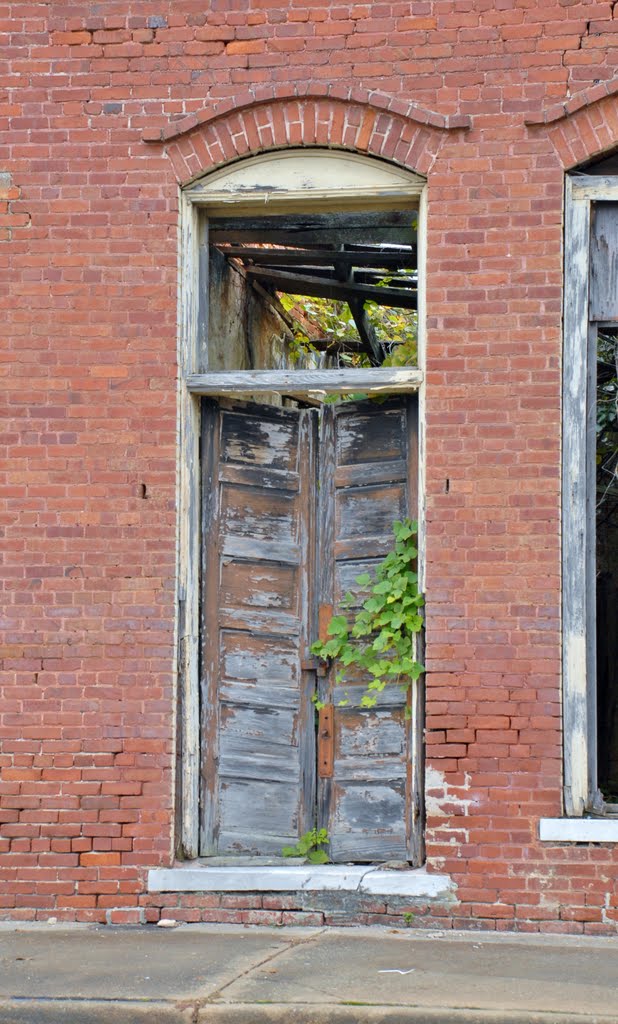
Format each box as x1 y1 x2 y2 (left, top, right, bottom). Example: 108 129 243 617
562 172 618 818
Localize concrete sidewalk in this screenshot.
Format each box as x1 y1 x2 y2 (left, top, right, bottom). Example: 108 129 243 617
0 922 617 1023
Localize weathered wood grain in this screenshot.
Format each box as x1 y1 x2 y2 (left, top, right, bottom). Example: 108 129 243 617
219 629 300 701
200 394 422 860
215 245 418 268
244 266 417 308
405 395 423 863
220 487 300 563
316 404 336 850
335 483 408 545
562 177 592 816
298 408 319 838
218 605 300 635
336 402 407 464
221 408 300 471
334 459 408 488
218 704 301 781
200 400 316 855
331 782 407 862
219 560 298 611
199 400 221 855
319 397 422 863
207 210 417 248
187 368 423 396
178 195 203 860
590 202 618 322
571 175 618 201
219 463 299 492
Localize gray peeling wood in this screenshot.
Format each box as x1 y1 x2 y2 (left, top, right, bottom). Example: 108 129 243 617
199 395 423 862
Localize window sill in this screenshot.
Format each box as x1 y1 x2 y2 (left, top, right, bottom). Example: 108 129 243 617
148 863 454 899
539 818 618 842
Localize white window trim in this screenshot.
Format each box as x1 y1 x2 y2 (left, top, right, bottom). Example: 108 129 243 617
561 173 595 818
175 150 428 860
549 172 618 837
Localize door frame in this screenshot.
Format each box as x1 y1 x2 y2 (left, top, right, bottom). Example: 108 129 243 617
175 150 427 860
562 173 618 816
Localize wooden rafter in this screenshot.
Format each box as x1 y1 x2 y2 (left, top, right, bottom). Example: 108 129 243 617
243 267 417 309
215 245 417 268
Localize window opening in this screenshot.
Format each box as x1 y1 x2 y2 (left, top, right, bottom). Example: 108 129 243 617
206 208 418 396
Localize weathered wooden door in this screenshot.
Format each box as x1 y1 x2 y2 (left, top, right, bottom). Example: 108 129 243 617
315 397 422 863
200 395 421 863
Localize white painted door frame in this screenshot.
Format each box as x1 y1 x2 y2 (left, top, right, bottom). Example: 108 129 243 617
175 149 427 859
562 172 618 816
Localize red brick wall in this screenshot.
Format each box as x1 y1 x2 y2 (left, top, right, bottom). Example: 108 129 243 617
2 0 618 931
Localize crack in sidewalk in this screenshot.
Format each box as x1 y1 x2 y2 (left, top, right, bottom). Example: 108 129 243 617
189 927 327 1012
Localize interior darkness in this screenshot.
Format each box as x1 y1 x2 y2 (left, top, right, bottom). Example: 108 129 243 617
581 149 618 176
597 327 618 800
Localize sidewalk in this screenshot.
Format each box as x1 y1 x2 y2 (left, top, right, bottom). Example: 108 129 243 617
0 922 617 1023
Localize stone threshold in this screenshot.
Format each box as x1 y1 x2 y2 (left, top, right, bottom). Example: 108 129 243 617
148 863 454 898
539 817 618 842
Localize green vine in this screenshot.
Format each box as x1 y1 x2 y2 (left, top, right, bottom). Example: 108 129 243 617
311 519 424 710
278 286 418 370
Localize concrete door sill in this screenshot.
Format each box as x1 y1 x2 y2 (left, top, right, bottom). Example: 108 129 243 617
148 863 454 898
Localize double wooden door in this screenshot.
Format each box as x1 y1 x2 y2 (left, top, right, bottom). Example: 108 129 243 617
200 394 422 863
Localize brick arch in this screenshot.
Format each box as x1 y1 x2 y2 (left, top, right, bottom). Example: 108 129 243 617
527 86 618 169
143 87 469 187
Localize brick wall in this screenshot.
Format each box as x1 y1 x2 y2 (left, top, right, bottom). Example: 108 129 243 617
2 0 618 931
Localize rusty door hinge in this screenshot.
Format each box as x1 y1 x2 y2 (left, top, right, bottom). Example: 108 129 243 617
301 654 328 677
318 603 333 644
318 704 334 778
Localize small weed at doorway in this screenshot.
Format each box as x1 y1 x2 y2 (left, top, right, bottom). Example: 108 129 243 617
282 828 329 864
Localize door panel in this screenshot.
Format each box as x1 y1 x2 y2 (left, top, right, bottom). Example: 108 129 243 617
318 396 421 863
200 399 316 855
200 394 422 864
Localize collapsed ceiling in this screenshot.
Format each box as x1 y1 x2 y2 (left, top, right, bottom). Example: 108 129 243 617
210 210 418 366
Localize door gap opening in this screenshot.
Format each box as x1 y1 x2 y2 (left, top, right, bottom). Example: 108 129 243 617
596 326 618 801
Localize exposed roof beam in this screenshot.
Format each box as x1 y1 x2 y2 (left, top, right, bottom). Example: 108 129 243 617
216 245 417 268
210 227 414 246
254 265 416 287
349 298 383 366
244 267 418 309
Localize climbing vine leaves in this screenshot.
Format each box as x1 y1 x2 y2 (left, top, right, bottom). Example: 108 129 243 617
311 519 424 710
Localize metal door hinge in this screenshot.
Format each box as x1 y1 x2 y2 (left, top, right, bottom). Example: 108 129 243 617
318 603 333 644
318 704 334 778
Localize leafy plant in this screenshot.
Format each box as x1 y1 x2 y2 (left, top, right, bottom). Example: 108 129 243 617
281 828 330 864
365 272 418 367
278 288 417 370
311 519 424 709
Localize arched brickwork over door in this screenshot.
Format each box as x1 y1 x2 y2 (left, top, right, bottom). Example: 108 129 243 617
142 85 470 185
